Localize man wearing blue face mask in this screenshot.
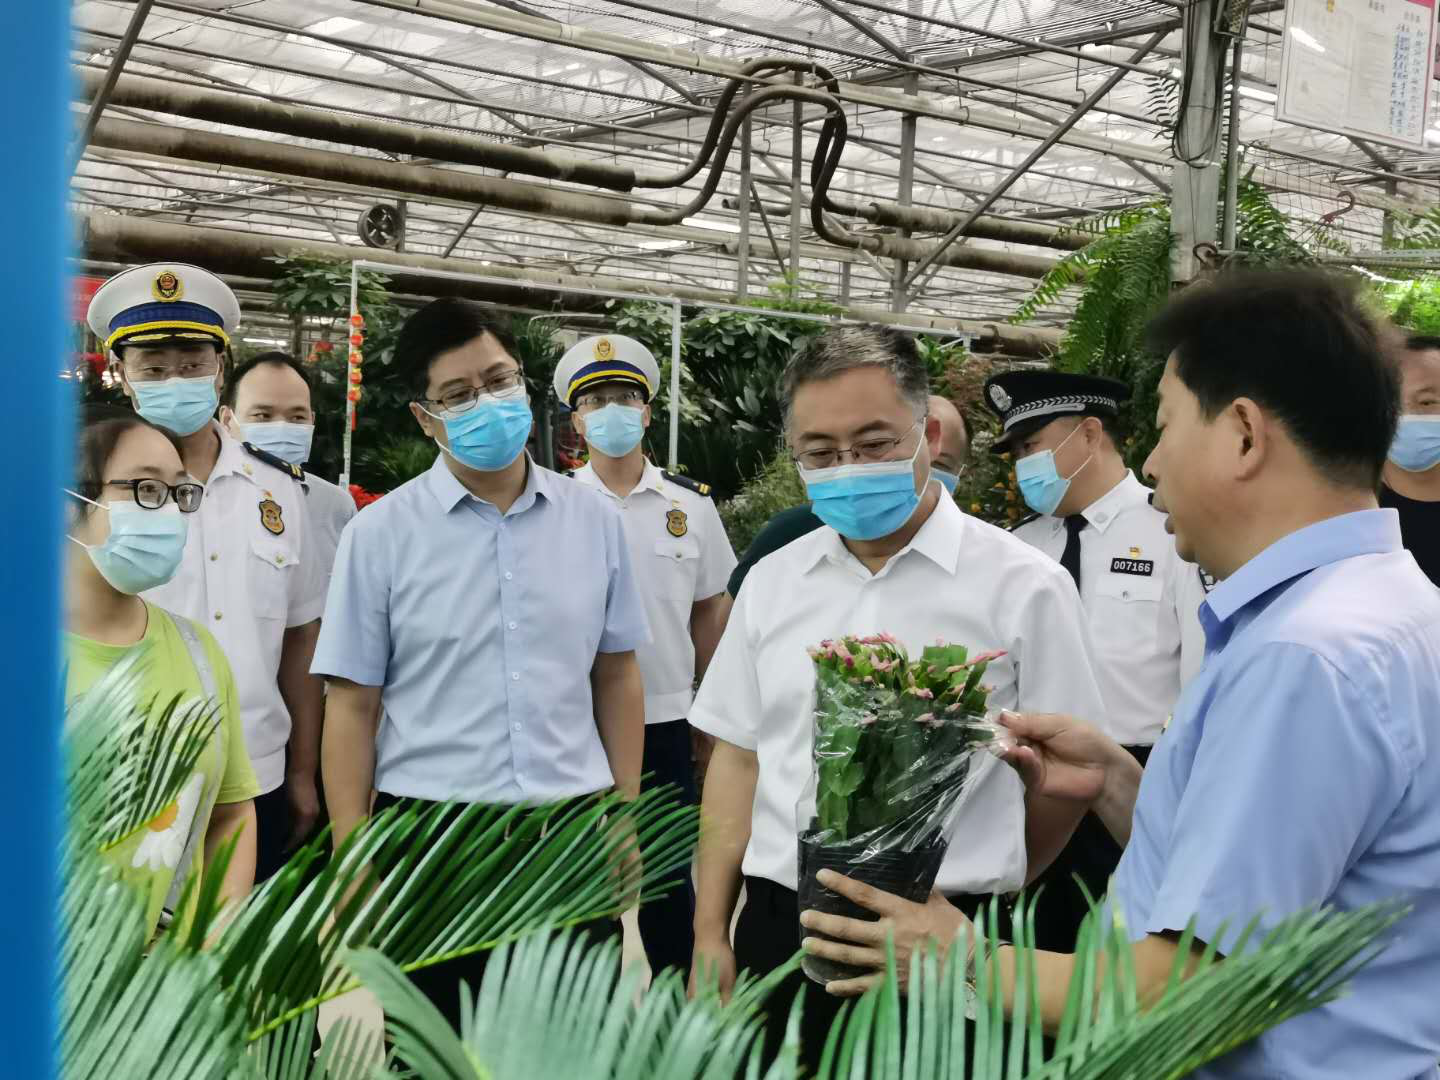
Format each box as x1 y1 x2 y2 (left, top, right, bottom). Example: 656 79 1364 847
312 298 650 1027
555 334 737 979
982 370 1206 952
219 351 357 597
87 264 328 884
1380 333 1440 587
688 325 1105 1066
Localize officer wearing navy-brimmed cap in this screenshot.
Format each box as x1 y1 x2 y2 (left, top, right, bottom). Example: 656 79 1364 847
983 368 1206 953
556 333 736 979
88 263 326 883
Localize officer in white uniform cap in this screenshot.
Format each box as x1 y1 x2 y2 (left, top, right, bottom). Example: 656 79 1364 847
88 263 327 883
555 333 738 977
983 368 1208 952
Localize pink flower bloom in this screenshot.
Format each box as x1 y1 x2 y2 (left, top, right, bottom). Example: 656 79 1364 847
863 676 875 684
945 702 964 714
916 712 935 725
844 655 855 669
872 658 898 673
905 687 934 700
965 649 1008 667
945 665 964 674
877 631 900 644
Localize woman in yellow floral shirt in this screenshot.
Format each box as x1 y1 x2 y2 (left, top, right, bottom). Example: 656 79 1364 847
64 406 259 939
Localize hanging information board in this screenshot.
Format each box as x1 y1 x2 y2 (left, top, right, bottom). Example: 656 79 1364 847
1276 0 1437 151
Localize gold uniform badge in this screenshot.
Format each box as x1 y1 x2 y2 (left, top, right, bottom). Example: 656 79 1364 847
259 498 285 535
151 270 184 302
666 507 688 537
594 338 614 361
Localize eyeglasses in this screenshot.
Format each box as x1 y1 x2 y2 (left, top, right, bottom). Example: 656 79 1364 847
104 478 205 513
575 388 645 411
123 357 221 383
793 420 925 471
421 370 525 414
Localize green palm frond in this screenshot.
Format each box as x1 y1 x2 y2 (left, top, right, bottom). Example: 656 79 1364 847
202 788 697 1038
64 650 220 848
344 932 795 1080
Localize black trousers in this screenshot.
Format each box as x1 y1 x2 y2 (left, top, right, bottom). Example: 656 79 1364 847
370 791 621 1030
737 875 1010 1072
1028 743 1152 953
253 772 330 884
636 718 698 977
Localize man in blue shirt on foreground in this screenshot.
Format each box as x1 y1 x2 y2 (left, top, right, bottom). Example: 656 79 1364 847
801 269 1440 1079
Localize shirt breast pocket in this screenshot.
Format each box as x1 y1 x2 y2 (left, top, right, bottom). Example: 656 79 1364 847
1094 573 1163 605
248 538 298 620
653 539 700 595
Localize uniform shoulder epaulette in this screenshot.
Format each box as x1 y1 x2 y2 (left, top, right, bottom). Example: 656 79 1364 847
242 442 306 484
661 470 711 497
1007 511 1041 532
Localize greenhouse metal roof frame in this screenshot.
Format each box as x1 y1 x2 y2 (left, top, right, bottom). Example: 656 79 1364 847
70 0 1440 327
342 256 983 484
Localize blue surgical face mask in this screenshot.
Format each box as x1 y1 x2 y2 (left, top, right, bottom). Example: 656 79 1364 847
1015 423 1092 517
801 438 924 541
131 375 219 437
1388 415 1440 473
932 467 961 495
240 421 314 466
67 494 190 595
424 390 533 472
582 403 646 458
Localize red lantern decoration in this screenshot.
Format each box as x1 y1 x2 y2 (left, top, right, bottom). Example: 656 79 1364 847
349 333 364 347
349 368 363 384
347 387 362 403
315 340 333 353
349 352 363 366
350 313 365 328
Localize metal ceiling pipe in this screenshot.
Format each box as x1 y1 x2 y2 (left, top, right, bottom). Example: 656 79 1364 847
723 196 1091 251
77 213 1064 357
75 69 638 192
85 117 1065 281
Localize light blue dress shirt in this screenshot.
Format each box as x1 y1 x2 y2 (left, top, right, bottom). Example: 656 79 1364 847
311 455 650 803
1112 509 1440 1079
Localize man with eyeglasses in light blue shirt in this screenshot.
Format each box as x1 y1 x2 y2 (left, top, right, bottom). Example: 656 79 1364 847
803 270 1440 1080
312 298 650 1028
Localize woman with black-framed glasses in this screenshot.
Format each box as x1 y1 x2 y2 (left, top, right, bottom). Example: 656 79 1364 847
64 405 259 942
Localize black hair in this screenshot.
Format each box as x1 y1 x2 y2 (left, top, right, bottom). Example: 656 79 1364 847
392 298 521 399
73 405 181 511
1146 268 1397 491
782 325 928 425
1405 334 1440 353
223 350 312 408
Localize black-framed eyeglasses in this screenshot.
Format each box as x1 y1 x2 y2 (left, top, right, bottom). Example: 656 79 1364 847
575 388 645 411
793 419 925 471
420 369 526 414
105 479 205 513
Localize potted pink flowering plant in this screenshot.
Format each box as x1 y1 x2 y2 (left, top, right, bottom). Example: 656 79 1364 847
797 633 1004 984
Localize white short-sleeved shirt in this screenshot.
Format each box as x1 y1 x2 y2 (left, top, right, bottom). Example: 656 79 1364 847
301 472 357 592
311 455 652 803
1011 472 1207 746
145 423 326 793
690 490 1108 894
571 460 737 724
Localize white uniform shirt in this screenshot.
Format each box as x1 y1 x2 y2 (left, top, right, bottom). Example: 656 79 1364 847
146 423 326 792
690 491 1107 894
1011 471 1208 747
572 460 737 724
301 472 357 592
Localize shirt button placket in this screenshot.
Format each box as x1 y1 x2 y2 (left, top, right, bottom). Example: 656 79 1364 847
497 523 526 793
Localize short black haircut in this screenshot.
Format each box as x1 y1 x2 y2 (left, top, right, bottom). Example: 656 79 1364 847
1406 334 1440 353
392 298 521 399
223 351 312 408
73 405 181 510
1146 268 1397 490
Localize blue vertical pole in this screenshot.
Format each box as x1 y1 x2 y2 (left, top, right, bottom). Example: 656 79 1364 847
5 6 69 1078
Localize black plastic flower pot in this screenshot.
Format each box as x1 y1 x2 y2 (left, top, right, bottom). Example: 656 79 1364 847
796 831 948 985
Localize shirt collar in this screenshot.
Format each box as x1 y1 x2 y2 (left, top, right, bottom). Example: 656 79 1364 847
1080 471 1149 534
1204 508 1403 626
425 453 549 514
208 422 251 482
572 458 666 499
801 485 966 577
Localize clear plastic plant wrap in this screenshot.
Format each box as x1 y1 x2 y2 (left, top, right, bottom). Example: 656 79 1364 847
796 633 1004 984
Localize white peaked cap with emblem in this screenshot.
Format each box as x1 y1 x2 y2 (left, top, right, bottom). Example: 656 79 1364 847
553 333 661 408
87 262 241 356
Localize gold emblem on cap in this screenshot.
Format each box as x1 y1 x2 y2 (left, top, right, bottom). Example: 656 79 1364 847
593 338 614 362
151 270 184 303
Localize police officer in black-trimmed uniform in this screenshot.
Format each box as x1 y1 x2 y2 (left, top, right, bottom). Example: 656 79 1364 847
984 370 1208 951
